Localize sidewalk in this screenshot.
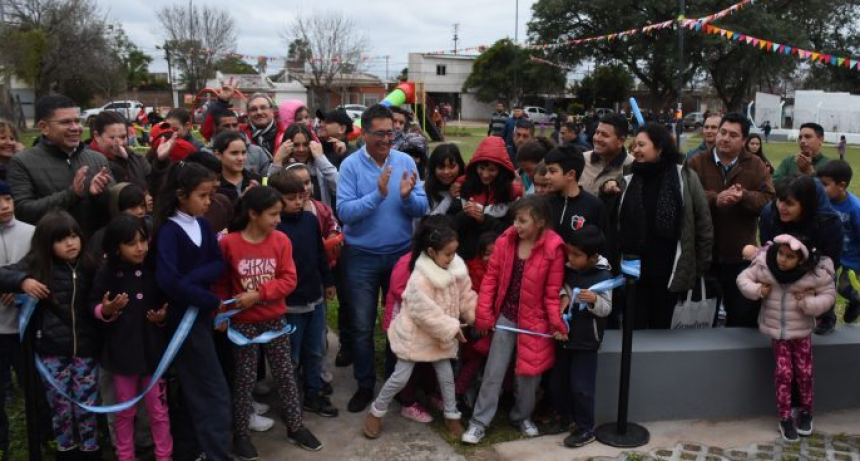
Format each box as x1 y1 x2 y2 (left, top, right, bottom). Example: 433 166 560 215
251 332 466 461
493 409 860 461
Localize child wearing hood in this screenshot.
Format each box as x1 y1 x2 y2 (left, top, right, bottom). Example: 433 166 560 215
455 136 522 260
737 235 836 442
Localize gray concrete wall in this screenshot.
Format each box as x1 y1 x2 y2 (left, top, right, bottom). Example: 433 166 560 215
594 326 860 423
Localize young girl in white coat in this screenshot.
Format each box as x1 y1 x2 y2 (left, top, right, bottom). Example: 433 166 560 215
364 216 477 439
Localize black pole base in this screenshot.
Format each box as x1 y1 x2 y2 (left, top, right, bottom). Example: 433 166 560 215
594 421 650 448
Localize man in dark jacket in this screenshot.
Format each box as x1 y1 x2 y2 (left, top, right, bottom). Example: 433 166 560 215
689 113 774 327
8 95 113 237
488 102 509 137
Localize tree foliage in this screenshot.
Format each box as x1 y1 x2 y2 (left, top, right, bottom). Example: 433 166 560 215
214 55 257 75
528 0 860 111
463 39 567 104
157 3 237 94
573 63 634 109
0 0 118 101
283 12 369 110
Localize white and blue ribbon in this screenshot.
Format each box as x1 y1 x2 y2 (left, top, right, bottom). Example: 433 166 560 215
16 294 197 414
213 299 295 346
493 324 555 338
563 260 642 331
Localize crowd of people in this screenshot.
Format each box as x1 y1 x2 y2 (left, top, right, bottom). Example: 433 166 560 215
0 89 855 461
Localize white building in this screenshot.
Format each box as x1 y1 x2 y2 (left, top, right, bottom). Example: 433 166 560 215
407 53 495 121
205 72 307 107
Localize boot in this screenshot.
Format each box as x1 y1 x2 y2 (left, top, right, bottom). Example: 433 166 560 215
79 448 103 461
445 418 465 438
364 413 382 439
54 448 79 461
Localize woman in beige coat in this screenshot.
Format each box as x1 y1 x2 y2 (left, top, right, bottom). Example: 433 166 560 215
364 219 477 439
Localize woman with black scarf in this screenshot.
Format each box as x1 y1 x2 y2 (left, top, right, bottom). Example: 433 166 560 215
611 124 713 329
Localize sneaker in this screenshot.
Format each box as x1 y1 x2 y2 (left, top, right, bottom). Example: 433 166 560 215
564 427 596 448
335 346 352 367
288 426 322 451
248 413 274 432
779 418 799 442
814 317 836 335
253 380 271 396
844 303 860 324
796 412 814 436
303 394 339 417
461 424 485 444
233 436 258 461
347 387 374 413
251 400 270 415
400 403 433 423
519 419 540 438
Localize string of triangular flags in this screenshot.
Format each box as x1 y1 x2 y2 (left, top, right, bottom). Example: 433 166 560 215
690 24 860 71
528 55 576 71
425 0 754 54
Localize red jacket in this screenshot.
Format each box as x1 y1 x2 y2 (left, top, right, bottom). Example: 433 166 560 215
214 231 297 323
460 136 523 206
476 226 567 376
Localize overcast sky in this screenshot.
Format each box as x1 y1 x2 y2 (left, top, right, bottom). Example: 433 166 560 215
104 0 539 80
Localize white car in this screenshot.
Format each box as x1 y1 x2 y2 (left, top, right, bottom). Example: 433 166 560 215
341 104 366 121
80 100 147 126
523 106 556 124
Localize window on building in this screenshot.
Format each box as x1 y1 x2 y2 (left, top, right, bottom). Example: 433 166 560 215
436 65 447 76
363 94 380 106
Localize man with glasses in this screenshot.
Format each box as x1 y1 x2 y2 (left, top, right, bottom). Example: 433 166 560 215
8 94 113 237
336 104 428 413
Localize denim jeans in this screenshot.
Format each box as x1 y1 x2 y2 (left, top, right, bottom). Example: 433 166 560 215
344 246 406 390
287 302 327 394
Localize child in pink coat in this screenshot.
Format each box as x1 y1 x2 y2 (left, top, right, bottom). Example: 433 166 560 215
737 234 835 443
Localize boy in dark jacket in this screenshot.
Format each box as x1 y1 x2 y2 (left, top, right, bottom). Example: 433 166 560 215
551 225 612 448
544 145 607 235
268 170 338 417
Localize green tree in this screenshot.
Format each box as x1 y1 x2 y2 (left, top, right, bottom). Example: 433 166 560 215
214 55 257 74
573 63 634 108
462 39 567 104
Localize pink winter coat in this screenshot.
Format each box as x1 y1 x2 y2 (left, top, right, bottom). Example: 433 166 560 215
737 251 836 340
388 253 477 362
476 226 568 376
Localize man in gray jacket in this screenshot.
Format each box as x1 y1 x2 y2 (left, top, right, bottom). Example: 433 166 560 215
8 95 113 237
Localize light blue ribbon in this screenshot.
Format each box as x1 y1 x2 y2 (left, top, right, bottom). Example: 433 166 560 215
16 294 197 414
213 299 295 346
493 324 555 338
563 260 642 330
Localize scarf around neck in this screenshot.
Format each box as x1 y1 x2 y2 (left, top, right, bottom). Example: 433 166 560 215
619 161 682 255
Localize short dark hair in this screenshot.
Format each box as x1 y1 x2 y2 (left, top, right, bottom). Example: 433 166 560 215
774 175 818 222
544 144 585 179
211 109 238 130
516 137 554 164
720 112 751 139
360 104 393 131
389 105 411 121
513 105 523 110
800 122 825 139
566 224 605 257
166 107 192 126
92 111 127 135
117 183 146 212
515 119 535 133
635 123 682 166
562 121 578 132
35 95 77 123
510 195 551 224
268 168 306 195
817 160 853 186
599 113 629 139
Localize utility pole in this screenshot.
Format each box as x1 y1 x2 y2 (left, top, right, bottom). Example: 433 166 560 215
676 0 686 146
158 42 179 108
514 0 519 43
385 55 390 80
453 23 460 55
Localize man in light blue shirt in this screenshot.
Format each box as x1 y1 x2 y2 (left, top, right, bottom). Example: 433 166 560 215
336 104 428 412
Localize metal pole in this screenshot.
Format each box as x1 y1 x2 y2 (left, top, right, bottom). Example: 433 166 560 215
676 0 686 146
514 0 519 43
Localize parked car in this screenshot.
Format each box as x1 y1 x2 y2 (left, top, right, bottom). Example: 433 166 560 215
523 106 557 125
80 100 148 127
683 112 705 130
341 104 366 121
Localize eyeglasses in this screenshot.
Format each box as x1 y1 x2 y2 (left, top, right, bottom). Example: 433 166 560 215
46 119 82 127
247 105 271 114
369 131 396 139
